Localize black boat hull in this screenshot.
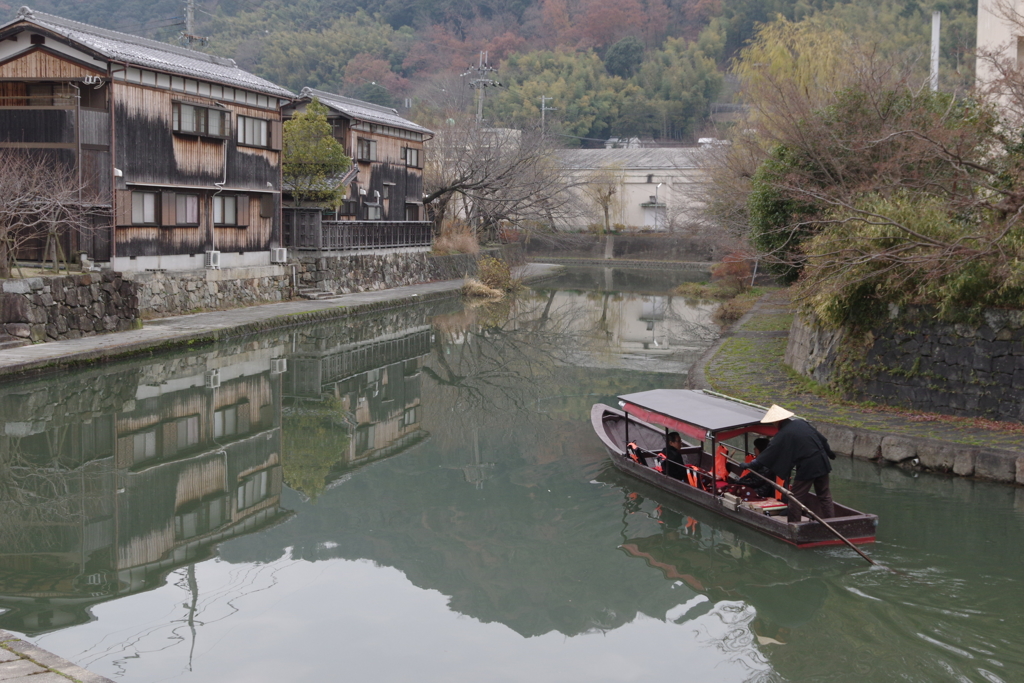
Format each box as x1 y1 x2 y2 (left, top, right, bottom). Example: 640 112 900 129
592 403 878 548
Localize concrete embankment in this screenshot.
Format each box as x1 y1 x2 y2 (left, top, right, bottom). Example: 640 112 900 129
689 288 1024 487
0 263 561 381
1 630 113 683
524 257 713 271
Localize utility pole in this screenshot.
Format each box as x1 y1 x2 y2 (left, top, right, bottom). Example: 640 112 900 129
540 95 557 136
180 0 208 49
461 52 501 126
930 11 940 92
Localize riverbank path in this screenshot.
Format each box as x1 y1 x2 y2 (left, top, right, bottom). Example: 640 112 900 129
0 264 562 380
0 630 113 683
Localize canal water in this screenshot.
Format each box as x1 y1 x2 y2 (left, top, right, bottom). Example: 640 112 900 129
1 267 1022 683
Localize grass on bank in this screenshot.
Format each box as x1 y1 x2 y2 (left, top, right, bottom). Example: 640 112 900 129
674 280 779 328
705 289 1024 444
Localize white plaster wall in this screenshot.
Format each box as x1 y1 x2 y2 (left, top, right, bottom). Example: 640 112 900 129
977 0 1020 86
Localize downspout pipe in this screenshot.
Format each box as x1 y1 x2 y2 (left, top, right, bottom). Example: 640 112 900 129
211 138 228 253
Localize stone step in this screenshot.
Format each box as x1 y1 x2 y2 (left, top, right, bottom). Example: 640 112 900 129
297 288 338 300
0 334 29 350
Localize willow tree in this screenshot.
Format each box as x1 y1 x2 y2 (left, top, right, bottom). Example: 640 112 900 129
283 98 352 208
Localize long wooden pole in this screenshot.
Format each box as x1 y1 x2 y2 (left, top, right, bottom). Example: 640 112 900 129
741 467 877 566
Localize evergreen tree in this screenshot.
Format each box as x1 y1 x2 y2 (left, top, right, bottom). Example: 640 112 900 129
283 98 352 208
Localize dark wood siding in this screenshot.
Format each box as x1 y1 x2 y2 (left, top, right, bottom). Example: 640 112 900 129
368 162 424 221
114 84 282 190
0 108 75 143
116 226 205 258
79 110 110 146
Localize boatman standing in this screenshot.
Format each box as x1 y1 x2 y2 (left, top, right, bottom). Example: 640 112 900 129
743 405 836 524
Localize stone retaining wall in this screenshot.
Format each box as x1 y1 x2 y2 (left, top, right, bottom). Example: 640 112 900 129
787 309 1024 423
127 266 293 318
1 247 519 338
0 272 140 342
293 246 525 296
814 421 1024 485
295 252 476 295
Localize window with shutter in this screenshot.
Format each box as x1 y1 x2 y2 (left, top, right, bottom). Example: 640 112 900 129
213 196 237 226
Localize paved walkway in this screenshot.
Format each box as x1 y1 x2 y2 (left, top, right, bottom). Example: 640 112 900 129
0 263 562 380
0 631 113 683
689 288 1024 481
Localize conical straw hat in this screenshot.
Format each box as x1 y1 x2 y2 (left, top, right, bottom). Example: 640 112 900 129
760 404 795 424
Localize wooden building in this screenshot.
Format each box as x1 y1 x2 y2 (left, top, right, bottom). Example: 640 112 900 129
0 7 295 272
283 88 432 222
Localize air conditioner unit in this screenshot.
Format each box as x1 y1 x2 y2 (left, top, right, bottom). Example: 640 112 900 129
270 247 287 264
204 369 220 389
205 250 221 269
270 358 287 374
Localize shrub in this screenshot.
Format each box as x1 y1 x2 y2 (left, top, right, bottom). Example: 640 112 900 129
713 298 748 325
477 256 517 292
497 226 521 243
711 251 754 294
799 192 1024 330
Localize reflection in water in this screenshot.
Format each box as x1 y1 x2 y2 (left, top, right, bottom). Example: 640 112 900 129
0 342 290 636
0 298 464 641
605 471 828 646
1 268 1021 683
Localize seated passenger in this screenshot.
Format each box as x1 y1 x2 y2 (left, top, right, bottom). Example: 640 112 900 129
661 432 688 480
737 437 779 498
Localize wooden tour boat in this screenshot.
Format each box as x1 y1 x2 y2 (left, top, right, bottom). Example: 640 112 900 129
591 389 879 548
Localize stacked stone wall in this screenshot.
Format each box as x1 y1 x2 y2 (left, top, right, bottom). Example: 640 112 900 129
127 266 293 318
787 308 1024 422
0 273 140 342
295 252 479 294
1 248 514 339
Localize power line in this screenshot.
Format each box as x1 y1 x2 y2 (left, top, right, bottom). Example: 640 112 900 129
461 51 502 125
104 15 184 33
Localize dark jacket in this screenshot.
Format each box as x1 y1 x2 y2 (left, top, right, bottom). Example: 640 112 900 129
747 419 835 482
661 444 686 480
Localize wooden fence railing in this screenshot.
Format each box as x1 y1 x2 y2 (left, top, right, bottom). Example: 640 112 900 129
283 210 432 252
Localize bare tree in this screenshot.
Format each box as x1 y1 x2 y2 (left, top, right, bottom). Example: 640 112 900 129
0 151 94 278
423 116 583 239
579 163 624 234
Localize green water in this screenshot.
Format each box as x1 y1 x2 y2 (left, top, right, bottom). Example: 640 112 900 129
0 267 1021 683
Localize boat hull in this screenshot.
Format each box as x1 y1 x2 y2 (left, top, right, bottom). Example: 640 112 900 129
592 404 878 548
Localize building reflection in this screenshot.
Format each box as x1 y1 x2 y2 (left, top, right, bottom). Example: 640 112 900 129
0 343 291 635
0 303 446 636
281 320 432 478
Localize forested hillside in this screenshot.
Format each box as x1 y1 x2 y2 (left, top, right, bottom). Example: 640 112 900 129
3 0 978 143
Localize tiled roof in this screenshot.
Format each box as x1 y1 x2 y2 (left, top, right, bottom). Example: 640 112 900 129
300 88 433 136
558 147 705 170
3 7 294 99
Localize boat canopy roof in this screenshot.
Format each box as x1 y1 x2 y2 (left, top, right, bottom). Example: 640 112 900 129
618 390 776 442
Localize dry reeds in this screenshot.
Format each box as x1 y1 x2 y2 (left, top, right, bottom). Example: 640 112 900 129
462 278 503 298
434 220 479 255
